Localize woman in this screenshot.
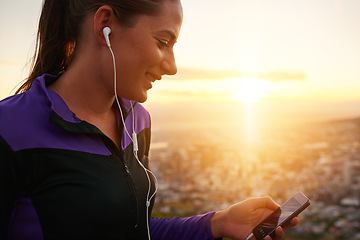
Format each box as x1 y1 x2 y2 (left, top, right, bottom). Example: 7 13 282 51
0 0 298 239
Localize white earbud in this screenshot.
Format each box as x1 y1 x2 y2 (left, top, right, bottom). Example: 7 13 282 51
103 27 111 47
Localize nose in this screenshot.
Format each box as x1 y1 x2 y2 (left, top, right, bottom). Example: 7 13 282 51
161 50 177 76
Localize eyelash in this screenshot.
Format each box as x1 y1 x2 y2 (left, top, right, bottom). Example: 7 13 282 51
157 39 170 49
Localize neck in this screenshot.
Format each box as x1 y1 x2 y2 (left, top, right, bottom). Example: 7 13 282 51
48 54 115 120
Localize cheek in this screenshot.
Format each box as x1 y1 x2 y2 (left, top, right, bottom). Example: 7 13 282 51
134 40 163 65
118 47 160 75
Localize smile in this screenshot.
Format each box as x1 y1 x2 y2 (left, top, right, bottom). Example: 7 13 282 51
146 72 161 82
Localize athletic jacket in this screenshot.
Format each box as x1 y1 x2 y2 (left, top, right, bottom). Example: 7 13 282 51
0 74 217 240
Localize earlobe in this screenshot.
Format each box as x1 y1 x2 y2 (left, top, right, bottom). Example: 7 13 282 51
93 5 115 46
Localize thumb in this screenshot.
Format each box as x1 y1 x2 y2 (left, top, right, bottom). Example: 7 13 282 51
253 196 280 211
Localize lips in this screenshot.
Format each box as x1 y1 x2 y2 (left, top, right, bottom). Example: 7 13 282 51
144 73 154 89
146 73 162 89
147 72 162 82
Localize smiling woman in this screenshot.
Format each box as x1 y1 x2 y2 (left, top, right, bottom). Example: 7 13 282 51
1 0 298 240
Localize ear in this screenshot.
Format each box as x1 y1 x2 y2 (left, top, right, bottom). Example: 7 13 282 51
94 5 115 46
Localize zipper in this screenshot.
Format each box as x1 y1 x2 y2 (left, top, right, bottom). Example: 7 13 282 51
101 134 140 230
116 155 140 229
124 164 130 174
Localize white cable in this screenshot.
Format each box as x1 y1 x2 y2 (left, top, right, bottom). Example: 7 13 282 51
130 102 158 239
130 102 158 199
246 233 254 240
107 43 158 240
108 46 133 147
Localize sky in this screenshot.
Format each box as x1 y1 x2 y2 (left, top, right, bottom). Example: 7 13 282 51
1 0 360 108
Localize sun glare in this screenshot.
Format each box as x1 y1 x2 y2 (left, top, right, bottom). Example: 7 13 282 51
235 78 268 103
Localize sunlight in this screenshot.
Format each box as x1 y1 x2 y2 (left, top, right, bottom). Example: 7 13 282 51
244 102 256 173
235 78 268 103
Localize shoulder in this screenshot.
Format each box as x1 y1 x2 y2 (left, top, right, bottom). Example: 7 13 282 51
0 74 56 135
0 88 50 123
0 93 34 128
0 88 51 151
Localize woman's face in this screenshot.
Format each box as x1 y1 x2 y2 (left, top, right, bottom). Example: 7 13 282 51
111 0 183 103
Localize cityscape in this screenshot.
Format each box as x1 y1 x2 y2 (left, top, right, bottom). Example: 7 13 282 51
147 103 360 240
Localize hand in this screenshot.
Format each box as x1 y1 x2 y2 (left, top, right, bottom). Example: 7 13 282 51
210 196 299 240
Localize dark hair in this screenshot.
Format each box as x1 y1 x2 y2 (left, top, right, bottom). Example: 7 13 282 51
16 0 166 94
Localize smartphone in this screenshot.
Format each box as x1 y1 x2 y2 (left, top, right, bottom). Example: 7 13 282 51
252 192 311 240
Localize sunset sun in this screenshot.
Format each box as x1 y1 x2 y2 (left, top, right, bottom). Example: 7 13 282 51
235 78 268 103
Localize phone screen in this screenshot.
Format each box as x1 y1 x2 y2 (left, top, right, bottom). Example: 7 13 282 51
256 197 300 234
253 194 310 240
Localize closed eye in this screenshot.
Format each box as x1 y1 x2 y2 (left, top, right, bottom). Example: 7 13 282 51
157 39 170 49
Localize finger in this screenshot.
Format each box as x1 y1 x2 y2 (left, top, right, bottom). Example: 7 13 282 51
275 226 284 239
251 196 280 211
263 226 284 240
283 217 299 229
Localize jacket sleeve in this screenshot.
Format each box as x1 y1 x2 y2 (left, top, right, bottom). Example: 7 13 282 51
150 212 222 240
0 135 18 240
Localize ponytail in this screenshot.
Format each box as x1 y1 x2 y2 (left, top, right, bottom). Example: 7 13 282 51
16 0 75 94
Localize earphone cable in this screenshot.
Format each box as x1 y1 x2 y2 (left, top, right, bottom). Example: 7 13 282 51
108 46 134 147
108 42 157 240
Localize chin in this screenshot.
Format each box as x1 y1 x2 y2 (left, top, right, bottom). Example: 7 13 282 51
134 92 148 103
137 98 147 103
122 90 148 103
